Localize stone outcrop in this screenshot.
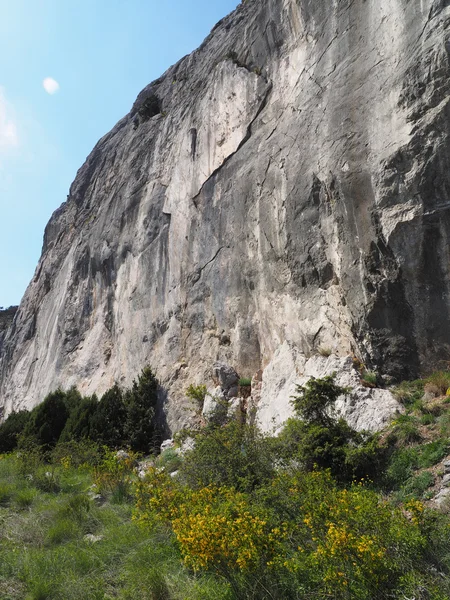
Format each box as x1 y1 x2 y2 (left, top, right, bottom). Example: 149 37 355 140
0 307 17 347
0 0 449 433
254 344 401 433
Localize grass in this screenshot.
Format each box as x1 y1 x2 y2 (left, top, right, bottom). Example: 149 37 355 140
390 414 422 444
393 379 425 407
361 370 377 386
0 453 228 600
156 448 182 474
238 378 251 387
425 370 450 395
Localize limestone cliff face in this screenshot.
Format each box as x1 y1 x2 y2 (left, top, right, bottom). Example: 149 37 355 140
1 0 449 430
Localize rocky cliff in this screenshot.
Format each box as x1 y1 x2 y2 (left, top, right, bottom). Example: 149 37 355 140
1 0 449 431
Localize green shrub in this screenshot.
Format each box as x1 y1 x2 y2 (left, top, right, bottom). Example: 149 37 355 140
438 412 450 437
185 384 207 411
59 493 91 523
402 471 435 499
282 375 386 483
137 468 430 600
418 440 448 468
156 448 182 474
275 416 385 483
384 447 419 489
420 413 435 425
15 487 36 509
390 414 422 444
393 380 425 407
238 378 252 387
180 420 274 493
94 448 138 503
50 439 101 469
425 371 450 396
0 482 13 505
361 370 377 386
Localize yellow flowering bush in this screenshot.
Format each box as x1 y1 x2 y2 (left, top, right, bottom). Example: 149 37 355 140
135 468 285 575
133 426 449 600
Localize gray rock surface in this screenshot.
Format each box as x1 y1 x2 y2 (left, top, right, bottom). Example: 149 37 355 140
442 473 450 486
0 0 449 434
434 487 450 508
212 363 239 392
255 343 402 433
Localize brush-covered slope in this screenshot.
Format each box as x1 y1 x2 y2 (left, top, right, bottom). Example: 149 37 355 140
1 0 449 429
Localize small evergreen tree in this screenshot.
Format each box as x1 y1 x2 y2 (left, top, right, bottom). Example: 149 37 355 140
276 375 386 482
23 390 69 449
59 395 99 443
90 384 127 448
0 410 30 453
125 367 160 453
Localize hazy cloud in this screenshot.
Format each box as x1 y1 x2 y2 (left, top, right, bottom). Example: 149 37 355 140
43 77 60 95
0 89 18 151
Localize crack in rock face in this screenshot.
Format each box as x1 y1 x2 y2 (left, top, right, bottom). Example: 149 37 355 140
0 0 449 434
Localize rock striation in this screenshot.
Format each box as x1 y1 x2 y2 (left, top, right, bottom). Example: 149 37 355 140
0 0 449 433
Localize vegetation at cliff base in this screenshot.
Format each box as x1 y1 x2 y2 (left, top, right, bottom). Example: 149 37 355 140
0 366 162 455
0 373 450 599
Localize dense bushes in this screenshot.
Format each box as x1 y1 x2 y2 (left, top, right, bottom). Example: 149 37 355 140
179 420 275 493
274 375 387 483
0 410 30 453
133 373 450 599
135 463 447 600
0 366 162 454
1 370 450 599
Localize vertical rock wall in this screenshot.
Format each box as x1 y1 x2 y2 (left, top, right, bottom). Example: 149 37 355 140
0 0 449 432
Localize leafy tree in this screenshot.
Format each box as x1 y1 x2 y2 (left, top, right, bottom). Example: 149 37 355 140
291 374 348 427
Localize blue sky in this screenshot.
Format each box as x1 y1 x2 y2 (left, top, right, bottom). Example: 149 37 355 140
0 0 239 308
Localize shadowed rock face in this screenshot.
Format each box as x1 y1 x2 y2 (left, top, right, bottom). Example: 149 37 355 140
0 0 449 431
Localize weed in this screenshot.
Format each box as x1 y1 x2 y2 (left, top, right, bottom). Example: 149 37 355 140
46 518 79 545
401 471 435 499
156 448 182 474
361 370 377 386
393 380 424 407
15 487 36 509
426 371 450 395
385 447 419 489
318 347 332 357
439 412 450 436
391 414 422 444
420 413 435 425
418 440 449 468
0 482 13 506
